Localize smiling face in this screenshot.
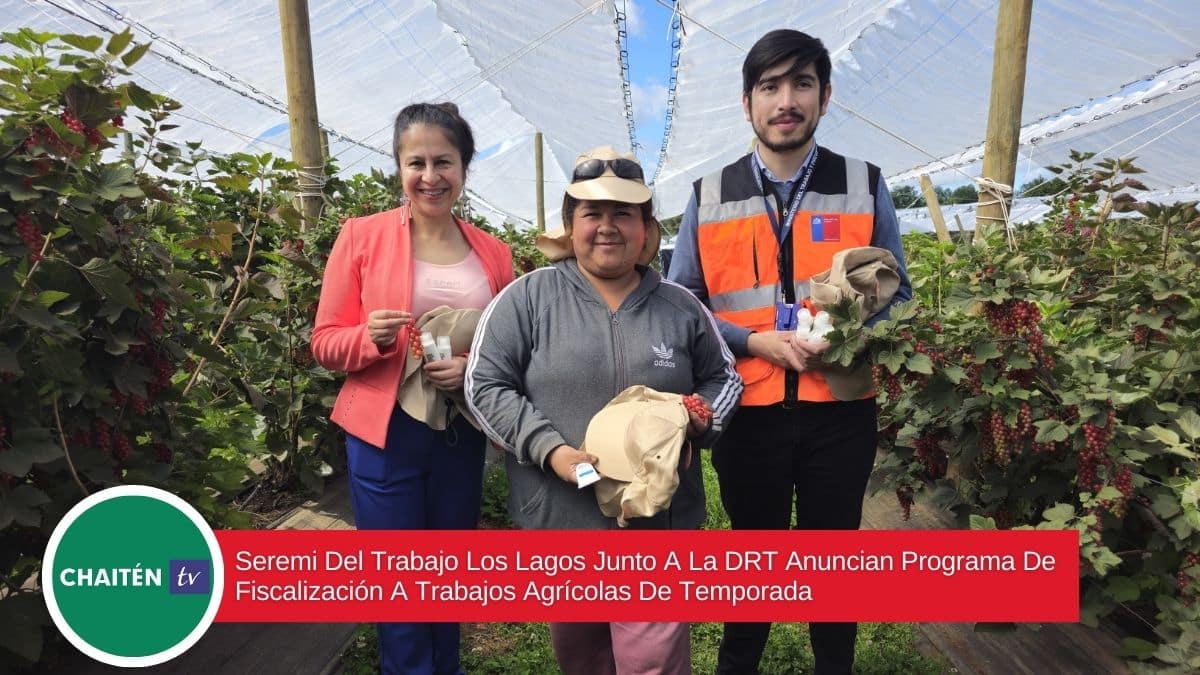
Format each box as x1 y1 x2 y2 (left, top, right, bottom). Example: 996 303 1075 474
569 200 649 282
397 123 465 221
743 57 830 158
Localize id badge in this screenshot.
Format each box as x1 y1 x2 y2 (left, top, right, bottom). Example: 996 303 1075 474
774 302 797 331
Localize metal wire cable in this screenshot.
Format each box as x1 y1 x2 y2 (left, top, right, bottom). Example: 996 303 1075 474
649 2 682 186
616 0 639 151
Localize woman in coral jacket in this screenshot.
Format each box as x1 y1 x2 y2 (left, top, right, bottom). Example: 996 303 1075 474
311 102 513 675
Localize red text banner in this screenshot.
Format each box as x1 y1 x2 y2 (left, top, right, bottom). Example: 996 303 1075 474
214 530 1078 623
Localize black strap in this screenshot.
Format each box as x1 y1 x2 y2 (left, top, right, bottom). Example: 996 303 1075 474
761 171 801 304
761 171 801 406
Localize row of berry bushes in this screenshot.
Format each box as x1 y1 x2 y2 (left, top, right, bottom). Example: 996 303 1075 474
0 29 550 666
825 152 1198 670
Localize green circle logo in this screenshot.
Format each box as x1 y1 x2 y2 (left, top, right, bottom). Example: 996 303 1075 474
43 485 223 666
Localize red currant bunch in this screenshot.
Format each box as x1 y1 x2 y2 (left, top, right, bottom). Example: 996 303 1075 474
151 298 167 335
91 418 112 455
682 394 712 422
1177 552 1200 600
60 110 85 134
15 213 44 261
408 330 424 359
113 434 132 462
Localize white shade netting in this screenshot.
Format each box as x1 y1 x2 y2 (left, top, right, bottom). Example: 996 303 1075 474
3 1 1199 225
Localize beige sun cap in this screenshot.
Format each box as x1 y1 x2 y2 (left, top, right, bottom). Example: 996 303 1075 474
535 146 660 264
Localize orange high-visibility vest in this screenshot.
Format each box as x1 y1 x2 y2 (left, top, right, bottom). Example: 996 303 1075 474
695 149 876 405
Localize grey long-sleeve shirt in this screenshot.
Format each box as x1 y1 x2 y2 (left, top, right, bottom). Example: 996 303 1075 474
465 259 742 530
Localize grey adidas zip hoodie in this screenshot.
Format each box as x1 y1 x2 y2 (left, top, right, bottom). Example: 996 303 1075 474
465 259 742 530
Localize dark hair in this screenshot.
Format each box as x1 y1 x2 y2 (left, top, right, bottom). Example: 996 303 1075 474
561 193 655 232
392 102 475 168
742 30 831 101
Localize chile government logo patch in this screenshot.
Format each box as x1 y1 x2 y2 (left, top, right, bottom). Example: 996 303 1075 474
810 214 841 242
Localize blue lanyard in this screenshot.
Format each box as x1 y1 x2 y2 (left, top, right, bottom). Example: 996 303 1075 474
753 145 819 244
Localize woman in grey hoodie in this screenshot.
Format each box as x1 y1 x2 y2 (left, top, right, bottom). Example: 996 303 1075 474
465 146 742 674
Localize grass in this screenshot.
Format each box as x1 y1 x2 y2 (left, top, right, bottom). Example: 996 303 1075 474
339 455 950 674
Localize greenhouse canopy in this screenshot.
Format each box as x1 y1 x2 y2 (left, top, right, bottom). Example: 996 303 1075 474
4 0 1198 226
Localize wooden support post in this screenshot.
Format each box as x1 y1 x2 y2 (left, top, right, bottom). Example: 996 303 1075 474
919 175 952 243
534 131 545 231
975 0 1033 242
279 0 324 231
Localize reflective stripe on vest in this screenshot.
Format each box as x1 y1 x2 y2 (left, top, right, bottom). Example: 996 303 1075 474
696 153 875 405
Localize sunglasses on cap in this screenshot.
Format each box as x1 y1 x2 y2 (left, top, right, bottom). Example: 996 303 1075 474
572 158 645 183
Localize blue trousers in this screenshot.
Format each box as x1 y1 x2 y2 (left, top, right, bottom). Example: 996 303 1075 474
345 406 485 675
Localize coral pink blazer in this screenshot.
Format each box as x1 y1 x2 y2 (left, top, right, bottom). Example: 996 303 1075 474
311 205 514 447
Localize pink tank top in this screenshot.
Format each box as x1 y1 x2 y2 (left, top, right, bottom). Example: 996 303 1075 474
410 250 494 319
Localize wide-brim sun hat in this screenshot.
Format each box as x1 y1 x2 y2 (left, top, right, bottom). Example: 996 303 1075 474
535 145 660 264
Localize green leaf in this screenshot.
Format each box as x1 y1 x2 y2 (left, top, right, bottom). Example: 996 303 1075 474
12 304 79 338
112 362 152 398
1095 486 1123 502
0 485 51 529
78 257 138 309
1034 420 1069 443
0 593 48 663
189 341 236 368
1145 425 1181 446
1150 493 1180 519
34 290 71 307
940 364 965 384
1153 644 1185 665
1105 576 1140 603
878 349 907 374
125 81 156 110
2 179 40 201
1110 390 1147 405
1029 268 1072 287
1183 480 1199 509
1174 409 1200 441
93 164 144 200
122 42 151 67
1042 503 1075 524
103 329 145 356
182 235 233 255
1169 513 1196 540
0 427 61 476
969 514 996 530
1120 637 1158 660
214 175 252 192
259 250 321 279
886 300 918 323
106 29 133 56
974 341 1001 362
276 203 303 230
905 353 934 374
60 34 104 52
